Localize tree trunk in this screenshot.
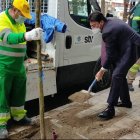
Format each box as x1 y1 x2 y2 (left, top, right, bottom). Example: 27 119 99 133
123 0 129 22
35 0 46 139
101 0 105 15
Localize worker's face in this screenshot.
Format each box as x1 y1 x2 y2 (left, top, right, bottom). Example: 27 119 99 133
12 8 21 19
12 8 26 24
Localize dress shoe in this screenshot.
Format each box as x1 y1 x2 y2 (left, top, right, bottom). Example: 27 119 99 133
0 125 8 139
98 106 115 120
128 83 134 91
115 101 132 108
13 116 32 126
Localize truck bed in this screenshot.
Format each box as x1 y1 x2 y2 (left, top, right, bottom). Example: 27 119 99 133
25 58 57 101
25 58 55 71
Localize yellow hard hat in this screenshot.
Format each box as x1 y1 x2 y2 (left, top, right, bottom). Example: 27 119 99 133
13 0 32 19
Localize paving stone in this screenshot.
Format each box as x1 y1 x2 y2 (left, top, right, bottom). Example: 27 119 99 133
127 109 140 121
88 91 109 105
131 93 140 102
100 124 120 133
76 104 106 118
114 117 136 129
119 133 140 139
116 107 137 116
134 127 140 135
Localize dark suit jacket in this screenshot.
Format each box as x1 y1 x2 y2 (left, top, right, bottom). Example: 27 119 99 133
102 18 140 70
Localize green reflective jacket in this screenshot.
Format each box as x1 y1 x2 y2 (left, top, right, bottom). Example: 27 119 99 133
0 9 26 73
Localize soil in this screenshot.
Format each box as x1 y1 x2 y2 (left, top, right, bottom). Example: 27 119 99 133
68 90 93 103
9 102 140 139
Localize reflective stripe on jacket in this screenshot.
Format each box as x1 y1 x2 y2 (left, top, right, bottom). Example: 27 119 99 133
132 16 140 20
129 63 140 73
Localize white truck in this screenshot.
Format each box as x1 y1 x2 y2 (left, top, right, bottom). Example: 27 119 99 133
1 0 111 103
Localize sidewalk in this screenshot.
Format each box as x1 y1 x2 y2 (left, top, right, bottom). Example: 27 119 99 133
86 76 140 139
9 76 140 139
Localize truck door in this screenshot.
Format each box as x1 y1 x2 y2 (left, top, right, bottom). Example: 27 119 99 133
53 0 103 93
63 0 102 66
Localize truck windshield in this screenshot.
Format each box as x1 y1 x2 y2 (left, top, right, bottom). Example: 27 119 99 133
68 0 100 28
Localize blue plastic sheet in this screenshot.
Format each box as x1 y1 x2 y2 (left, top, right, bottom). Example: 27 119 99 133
25 13 67 43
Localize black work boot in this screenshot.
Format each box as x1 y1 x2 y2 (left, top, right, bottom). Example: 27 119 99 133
13 116 32 126
98 105 115 120
128 83 134 91
0 125 8 139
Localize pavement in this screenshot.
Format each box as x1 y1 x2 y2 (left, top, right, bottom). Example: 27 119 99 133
8 75 140 139
86 75 140 139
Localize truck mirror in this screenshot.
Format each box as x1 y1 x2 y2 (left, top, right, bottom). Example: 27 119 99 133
65 35 72 49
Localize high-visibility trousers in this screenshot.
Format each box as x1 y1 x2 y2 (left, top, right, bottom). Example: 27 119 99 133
127 58 140 84
0 68 27 127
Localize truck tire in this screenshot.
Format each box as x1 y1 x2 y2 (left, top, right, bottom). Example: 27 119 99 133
92 57 112 92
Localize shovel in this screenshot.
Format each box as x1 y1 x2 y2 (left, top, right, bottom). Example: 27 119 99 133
68 79 97 103
88 79 97 93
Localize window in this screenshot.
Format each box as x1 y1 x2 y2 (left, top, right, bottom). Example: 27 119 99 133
68 0 90 28
68 0 100 28
0 0 48 13
69 0 88 16
0 0 11 11
28 0 48 13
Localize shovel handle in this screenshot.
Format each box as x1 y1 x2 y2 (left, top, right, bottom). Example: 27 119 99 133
88 79 97 92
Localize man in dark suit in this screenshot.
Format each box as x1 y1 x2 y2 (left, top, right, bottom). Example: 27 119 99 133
89 11 140 120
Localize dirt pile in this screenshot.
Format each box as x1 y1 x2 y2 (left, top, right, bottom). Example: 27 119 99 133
68 90 94 103
30 103 136 139
9 102 140 139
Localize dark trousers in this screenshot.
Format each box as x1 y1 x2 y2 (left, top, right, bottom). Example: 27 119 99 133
107 48 137 106
107 74 131 105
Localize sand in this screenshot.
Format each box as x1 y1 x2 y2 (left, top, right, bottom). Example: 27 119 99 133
68 90 94 103
9 103 140 139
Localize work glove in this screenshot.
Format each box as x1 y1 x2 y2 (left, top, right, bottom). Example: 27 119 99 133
25 28 43 41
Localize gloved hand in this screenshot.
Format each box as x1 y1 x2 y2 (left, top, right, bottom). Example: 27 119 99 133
24 28 43 41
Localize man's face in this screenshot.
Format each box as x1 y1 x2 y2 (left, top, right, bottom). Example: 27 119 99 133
90 20 104 30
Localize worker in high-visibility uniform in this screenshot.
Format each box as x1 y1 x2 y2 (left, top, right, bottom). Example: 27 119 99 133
0 0 43 138
127 2 140 91
127 59 140 91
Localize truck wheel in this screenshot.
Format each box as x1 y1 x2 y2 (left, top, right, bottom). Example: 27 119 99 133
92 57 112 92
